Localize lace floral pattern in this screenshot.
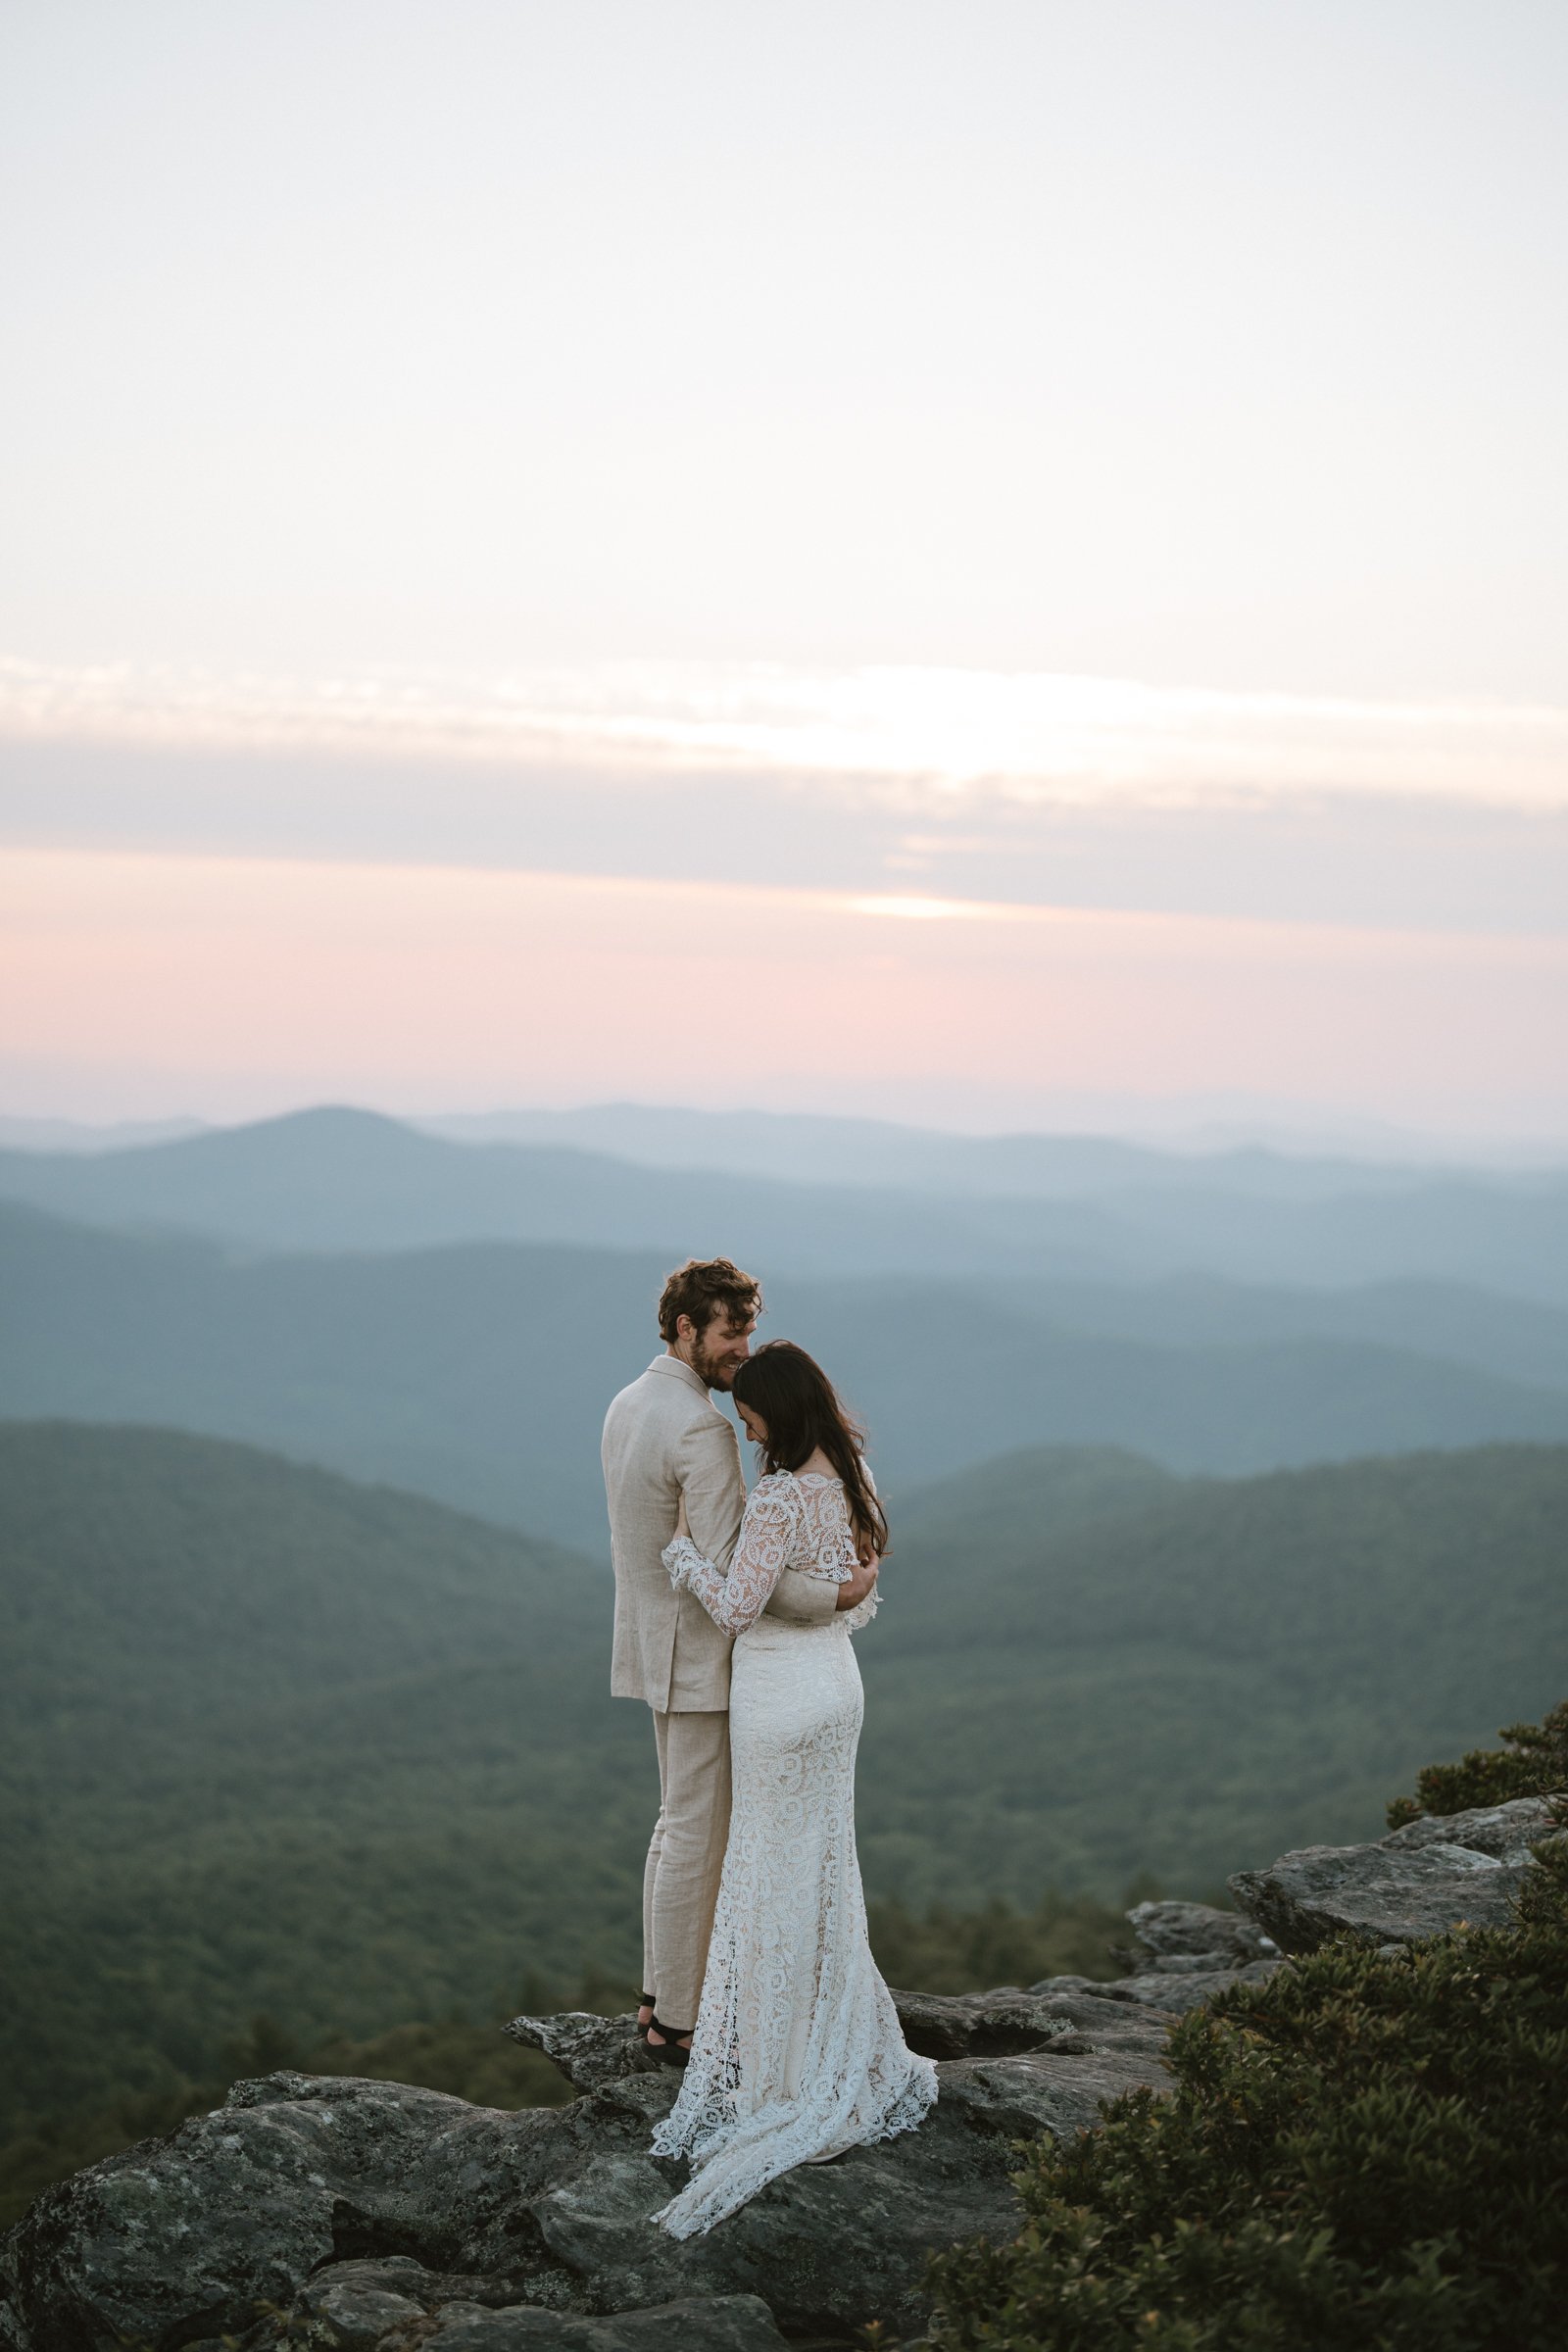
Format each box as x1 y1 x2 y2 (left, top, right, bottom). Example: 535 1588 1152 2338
652 1465 934 2236
663 1467 882 1636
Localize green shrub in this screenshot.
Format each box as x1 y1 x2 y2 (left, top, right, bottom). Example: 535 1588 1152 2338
925 1721 1568 2352
1385 1698 1568 1828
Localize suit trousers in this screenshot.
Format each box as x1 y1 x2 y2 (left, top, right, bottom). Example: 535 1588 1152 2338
642 1706 731 2033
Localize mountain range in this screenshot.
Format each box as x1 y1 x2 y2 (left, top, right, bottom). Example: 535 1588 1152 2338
416 1102 1545 1199
1 1103 1565 1298
6 1197 1568 1553
5 1418 1563 2140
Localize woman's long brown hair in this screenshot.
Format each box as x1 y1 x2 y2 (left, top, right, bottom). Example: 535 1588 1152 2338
731 1341 889 1559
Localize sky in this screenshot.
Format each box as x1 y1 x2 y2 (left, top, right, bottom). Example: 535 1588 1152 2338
2 1 1565 1148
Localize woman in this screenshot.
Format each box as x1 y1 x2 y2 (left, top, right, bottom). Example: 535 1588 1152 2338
650 1340 937 2237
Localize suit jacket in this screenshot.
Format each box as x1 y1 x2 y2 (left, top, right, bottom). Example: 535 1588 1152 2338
603 1353 839 1711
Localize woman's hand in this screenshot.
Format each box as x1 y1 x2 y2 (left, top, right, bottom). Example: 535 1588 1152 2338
673 1492 690 1541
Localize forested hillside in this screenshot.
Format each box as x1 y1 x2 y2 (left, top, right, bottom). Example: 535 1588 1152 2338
5 1420 1564 2158
7 1200 1567 1554
858 1439 1568 1896
0 1423 641 2135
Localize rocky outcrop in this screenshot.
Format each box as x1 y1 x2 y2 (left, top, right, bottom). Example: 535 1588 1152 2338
1097 1898 1283 2014
889 1983 1173 2063
1380 1794 1552 1861
0 1995 1174 2352
3 1805 1544 2351
1119 1898 1275 1970
1228 1796 1555 1954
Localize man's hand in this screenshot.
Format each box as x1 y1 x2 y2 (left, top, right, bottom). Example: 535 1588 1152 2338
836 1552 879 1611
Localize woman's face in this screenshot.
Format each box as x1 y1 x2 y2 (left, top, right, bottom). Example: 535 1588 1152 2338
737 1400 769 1448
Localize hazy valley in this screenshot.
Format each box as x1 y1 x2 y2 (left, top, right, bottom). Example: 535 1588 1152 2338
4 1104 1568 1553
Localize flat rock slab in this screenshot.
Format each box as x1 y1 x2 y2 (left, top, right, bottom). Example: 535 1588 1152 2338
938 2048 1171 2142
1228 1797 1556 1954
1100 1958 1282 2013
892 1984 1177 2062
0 2024 1172 2352
1380 1795 1556 1863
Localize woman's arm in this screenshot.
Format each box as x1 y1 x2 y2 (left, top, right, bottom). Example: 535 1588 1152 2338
663 1477 802 1636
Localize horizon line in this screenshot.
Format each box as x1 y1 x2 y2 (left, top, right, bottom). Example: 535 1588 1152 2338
5 1093 1567 1172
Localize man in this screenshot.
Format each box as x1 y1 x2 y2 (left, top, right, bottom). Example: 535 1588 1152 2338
602 1255 878 2058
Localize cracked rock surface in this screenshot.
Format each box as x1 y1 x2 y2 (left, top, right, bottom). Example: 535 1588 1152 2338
1228 1796 1555 1953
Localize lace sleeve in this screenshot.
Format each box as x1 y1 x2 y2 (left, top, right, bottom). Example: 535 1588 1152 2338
840 1586 879 1634
662 1474 802 1635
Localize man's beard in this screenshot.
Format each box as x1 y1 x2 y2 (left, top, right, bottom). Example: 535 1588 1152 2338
691 1334 739 1391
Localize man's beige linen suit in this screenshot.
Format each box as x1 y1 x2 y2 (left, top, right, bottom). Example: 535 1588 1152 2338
603 1353 838 2029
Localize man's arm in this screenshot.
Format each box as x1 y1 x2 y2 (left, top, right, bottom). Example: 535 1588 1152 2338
767 1563 841 1624
677 1416 747 1575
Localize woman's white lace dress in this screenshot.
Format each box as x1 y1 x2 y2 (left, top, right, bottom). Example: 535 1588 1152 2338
651 1466 937 2236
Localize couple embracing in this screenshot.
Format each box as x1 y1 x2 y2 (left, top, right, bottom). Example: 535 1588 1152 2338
602 1255 937 2237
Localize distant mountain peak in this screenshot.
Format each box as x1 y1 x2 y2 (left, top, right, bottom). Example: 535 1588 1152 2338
155 1103 451 1167
223 1103 416 1138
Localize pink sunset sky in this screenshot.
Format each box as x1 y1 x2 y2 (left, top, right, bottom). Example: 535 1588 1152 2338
2 837 1560 1139
2 4 1565 1152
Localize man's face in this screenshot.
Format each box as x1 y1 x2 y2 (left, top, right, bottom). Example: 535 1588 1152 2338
682 1309 756 1392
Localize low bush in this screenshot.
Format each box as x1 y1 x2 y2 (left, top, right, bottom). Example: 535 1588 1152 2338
925 1713 1568 2352
1385 1698 1568 1827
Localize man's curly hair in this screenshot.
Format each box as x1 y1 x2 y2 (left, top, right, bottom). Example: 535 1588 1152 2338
657 1256 763 1344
